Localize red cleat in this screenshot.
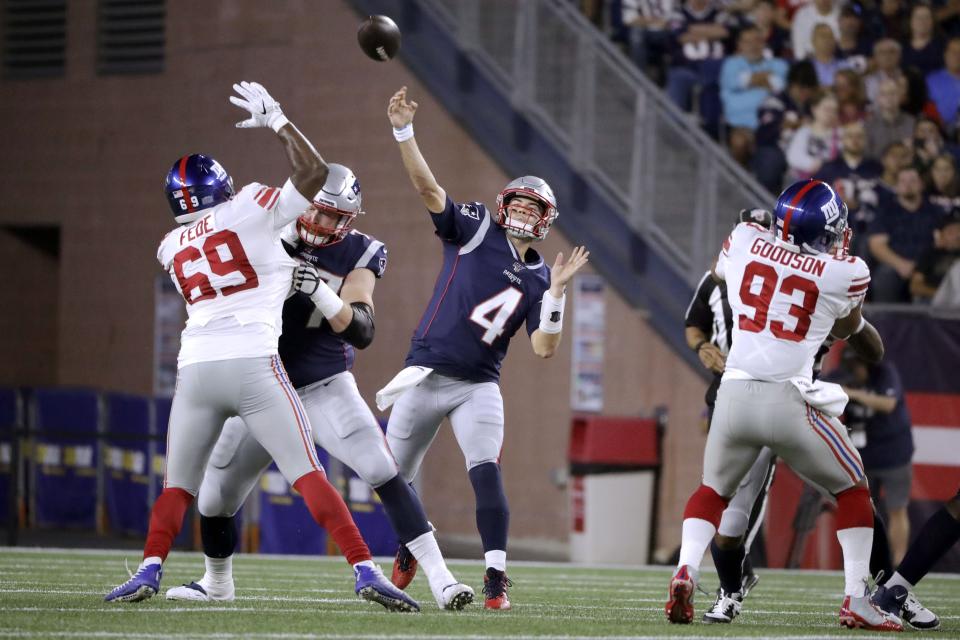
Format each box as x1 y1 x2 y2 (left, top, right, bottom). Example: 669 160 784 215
839 595 903 632
483 568 512 610
390 542 417 590
665 565 695 624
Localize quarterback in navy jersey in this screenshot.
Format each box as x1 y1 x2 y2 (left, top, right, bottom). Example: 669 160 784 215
165 164 474 612
381 87 589 610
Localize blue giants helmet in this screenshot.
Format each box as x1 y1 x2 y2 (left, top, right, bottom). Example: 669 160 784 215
164 154 235 224
773 180 850 256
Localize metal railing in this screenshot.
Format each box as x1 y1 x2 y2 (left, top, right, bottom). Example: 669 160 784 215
420 0 774 285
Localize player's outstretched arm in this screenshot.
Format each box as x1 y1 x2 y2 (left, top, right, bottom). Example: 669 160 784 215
388 87 446 214
832 305 884 364
230 81 328 224
293 265 377 349
531 246 590 358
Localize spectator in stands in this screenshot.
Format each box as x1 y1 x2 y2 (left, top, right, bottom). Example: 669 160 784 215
809 23 850 87
876 140 913 204
792 0 840 60
865 38 905 103
927 38 960 128
666 0 733 137
835 68 868 123
720 25 789 165
904 4 945 77
866 78 916 159
902 65 944 124
837 5 872 73
747 0 790 59
816 121 882 258
911 209 960 302
878 0 909 43
837 348 914 563
785 89 840 180
936 0 960 39
868 165 944 302
620 0 676 83
774 0 810 32
912 116 952 175
926 152 960 213
753 60 819 192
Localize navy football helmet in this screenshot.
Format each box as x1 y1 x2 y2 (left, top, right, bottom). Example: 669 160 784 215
773 180 850 256
165 154 235 224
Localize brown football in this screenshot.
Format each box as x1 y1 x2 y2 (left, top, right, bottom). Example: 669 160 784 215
357 15 401 62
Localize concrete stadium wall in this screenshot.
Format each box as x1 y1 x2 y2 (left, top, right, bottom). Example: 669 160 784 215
0 0 706 554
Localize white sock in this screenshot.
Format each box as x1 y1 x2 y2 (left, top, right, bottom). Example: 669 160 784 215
353 559 376 571
884 571 914 592
837 526 873 597
406 531 456 591
677 518 715 571
202 555 233 584
485 550 507 572
142 556 161 568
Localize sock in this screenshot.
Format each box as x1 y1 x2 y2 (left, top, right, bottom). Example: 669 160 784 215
836 486 875 597
485 550 507 571
293 470 371 565
711 539 746 594
200 515 238 558
870 508 893 582
142 556 161 567
374 475 431 542
884 571 915 591
678 518 716 571
201 555 233 590
895 506 960 586
406 530 456 590
143 488 194 561
468 462 510 553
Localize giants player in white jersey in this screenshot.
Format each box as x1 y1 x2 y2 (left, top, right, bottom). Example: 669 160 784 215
665 180 901 631
105 81 418 612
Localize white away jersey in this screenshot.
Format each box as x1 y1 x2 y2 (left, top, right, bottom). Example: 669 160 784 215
157 179 310 366
717 222 870 383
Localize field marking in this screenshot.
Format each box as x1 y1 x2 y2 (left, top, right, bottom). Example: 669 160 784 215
0 632 911 640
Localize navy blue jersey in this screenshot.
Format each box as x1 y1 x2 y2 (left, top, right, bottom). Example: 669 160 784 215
278 230 387 389
406 197 551 383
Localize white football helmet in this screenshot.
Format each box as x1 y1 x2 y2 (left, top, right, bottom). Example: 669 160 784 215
297 163 363 246
495 176 558 240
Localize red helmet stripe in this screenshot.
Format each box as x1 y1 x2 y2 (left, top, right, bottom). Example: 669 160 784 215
178 156 194 213
782 180 820 241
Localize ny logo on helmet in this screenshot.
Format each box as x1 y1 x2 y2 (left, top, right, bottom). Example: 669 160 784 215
820 199 841 224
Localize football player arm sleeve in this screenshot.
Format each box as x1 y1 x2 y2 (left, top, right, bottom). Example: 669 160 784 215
334 268 378 348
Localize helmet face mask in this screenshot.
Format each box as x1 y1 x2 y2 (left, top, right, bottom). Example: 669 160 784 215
296 163 363 247
495 176 558 241
165 154 235 224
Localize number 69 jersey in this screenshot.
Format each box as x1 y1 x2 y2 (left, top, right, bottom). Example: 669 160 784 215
717 222 870 383
405 197 551 383
156 181 308 367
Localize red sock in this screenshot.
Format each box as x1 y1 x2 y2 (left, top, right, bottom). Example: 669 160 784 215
836 486 873 529
683 484 729 528
143 487 193 561
294 470 371 565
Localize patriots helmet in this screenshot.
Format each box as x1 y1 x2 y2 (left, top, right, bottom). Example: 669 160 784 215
773 179 851 256
495 176 559 241
297 163 363 247
165 154 235 224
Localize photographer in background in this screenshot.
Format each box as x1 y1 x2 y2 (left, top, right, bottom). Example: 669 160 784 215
834 348 915 563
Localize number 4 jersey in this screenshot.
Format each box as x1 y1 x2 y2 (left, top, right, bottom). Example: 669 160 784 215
717 222 870 383
406 197 551 383
157 180 310 367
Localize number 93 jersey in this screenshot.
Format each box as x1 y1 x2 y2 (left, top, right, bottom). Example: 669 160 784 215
717 222 870 383
156 181 307 367
279 229 387 389
406 196 551 383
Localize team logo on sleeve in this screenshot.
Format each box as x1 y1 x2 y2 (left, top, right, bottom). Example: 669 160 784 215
377 257 386 276
459 204 480 220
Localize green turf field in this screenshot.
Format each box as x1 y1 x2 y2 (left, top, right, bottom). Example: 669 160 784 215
1 548 958 639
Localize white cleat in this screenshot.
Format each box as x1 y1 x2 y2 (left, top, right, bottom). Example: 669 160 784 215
702 588 743 623
433 582 475 610
901 591 940 630
166 580 235 602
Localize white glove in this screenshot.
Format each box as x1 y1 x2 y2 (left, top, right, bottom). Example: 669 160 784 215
292 263 344 318
229 81 289 132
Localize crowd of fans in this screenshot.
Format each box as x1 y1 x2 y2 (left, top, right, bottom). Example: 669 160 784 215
581 0 960 305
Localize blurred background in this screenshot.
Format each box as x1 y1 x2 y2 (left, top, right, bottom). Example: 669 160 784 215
0 0 958 572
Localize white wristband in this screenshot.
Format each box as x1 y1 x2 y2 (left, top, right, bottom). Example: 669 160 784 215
269 113 290 133
538 291 566 334
393 123 414 142
311 279 345 319
853 316 866 335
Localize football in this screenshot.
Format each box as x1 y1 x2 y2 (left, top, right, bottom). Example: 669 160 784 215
357 15 401 62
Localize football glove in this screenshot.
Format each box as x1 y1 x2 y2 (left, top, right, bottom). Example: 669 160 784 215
229 81 288 131
292 263 321 297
